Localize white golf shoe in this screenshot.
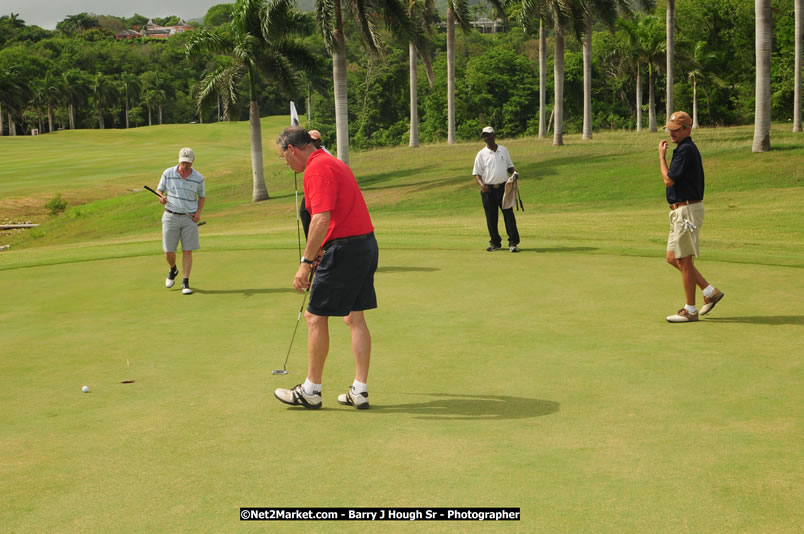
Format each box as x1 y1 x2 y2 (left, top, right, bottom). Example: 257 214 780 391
275 384 322 409
165 266 178 288
337 388 370 410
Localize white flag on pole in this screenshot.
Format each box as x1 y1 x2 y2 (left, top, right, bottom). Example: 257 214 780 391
290 101 299 126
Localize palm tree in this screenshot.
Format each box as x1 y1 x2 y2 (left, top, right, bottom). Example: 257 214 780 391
547 0 581 146
61 69 90 130
578 0 650 140
407 0 436 148
121 72 140 129
442 0 472 144
793 0 802 133
753 0 771 152
141 89 160 126
195 59 244 123
316 0 414 162
634 14 664 132
91 73 117 129
188 0 317 201
520 0 551 139
665 0 675 122
41 70 63 133
619 15 645 131
684 40 717 129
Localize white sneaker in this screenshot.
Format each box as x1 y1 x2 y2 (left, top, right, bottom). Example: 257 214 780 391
666 308 699 323
337 388 370 410
181 280 192 295
700 289 724 315
166 266 178 288
275 384 322 409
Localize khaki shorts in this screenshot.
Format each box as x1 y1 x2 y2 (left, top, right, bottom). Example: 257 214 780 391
667 202 704 259
162 211 200 252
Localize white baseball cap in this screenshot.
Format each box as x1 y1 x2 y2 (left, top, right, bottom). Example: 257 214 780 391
481 126 494 134
178 147 195 163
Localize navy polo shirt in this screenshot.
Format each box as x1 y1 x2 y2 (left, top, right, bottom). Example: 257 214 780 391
666 137 705 205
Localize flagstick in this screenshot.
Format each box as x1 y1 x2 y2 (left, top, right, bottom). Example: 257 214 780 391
294 172 301 261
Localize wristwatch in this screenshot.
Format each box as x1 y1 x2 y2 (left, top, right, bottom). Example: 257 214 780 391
301 257 313 265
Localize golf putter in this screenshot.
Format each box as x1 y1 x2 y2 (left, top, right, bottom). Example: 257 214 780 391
145 185 205 225
273 270 315 375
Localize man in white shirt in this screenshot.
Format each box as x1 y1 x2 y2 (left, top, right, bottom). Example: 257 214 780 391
472 126 520 252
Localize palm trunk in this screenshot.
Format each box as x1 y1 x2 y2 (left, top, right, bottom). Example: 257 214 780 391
148 106 152 126
333 7 350 163
69 103 75 130
539 18 546 139
636 66 642 132
98 102 104 129
753 0 771 152
692 77 699 129
447 7 456 144
158 105 163 125
649 65 657 132
409 42 419 148
553 21 565 147
582 15 593 140
249 99 269 201
48 102 55 133
794 0 802 132
666 0 675 122
125 93 130 129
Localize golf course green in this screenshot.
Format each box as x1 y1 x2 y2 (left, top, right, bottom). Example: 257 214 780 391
1 119 802 532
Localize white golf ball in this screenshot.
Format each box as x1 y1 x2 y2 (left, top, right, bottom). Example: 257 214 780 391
82 385 89 393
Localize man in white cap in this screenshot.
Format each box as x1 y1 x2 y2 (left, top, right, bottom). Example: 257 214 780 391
658 111 724 322
155 147 206 295
472 126 520 252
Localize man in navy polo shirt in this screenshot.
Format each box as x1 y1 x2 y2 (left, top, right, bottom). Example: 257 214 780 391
658 111 724 323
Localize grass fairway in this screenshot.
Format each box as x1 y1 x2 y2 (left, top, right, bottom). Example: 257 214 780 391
1 121 803 532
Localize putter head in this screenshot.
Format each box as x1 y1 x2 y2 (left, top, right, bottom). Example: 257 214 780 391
272 369 288 375
197 221 206 227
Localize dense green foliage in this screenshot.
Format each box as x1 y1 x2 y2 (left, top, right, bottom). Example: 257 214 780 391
0 0 800 148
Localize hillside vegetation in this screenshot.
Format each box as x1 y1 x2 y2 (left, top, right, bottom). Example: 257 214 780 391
1 119 802 271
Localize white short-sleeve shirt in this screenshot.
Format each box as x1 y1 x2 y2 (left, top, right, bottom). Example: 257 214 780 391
472 145 514 185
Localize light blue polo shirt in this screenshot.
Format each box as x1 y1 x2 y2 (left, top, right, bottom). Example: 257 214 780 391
157 166 205 214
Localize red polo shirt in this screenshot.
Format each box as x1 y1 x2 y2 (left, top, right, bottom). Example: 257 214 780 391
303 149 373 244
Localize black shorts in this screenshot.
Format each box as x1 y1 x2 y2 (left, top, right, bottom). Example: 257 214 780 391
308 233 378 317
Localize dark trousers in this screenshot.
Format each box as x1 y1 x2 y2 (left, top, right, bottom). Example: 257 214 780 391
299 196 311 238
481 186 519 247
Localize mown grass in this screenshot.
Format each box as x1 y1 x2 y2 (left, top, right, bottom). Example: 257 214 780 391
1 121 803 532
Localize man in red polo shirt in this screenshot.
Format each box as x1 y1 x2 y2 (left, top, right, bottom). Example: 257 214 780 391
274 126 378 410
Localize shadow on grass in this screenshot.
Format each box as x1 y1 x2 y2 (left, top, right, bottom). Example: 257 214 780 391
522 246 599 254
705 315 804 325
376 266 440 273
193 287 298 297
372 393 559 420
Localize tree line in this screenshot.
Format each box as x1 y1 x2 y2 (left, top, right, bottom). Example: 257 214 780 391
0 1 801 197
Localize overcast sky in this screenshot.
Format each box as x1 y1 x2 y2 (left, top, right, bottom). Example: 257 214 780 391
0 0 223 30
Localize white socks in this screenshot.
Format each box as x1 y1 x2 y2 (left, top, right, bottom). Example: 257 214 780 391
703 285 716 298
302 379 321 395
302 379 367 395
685 304 698 315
